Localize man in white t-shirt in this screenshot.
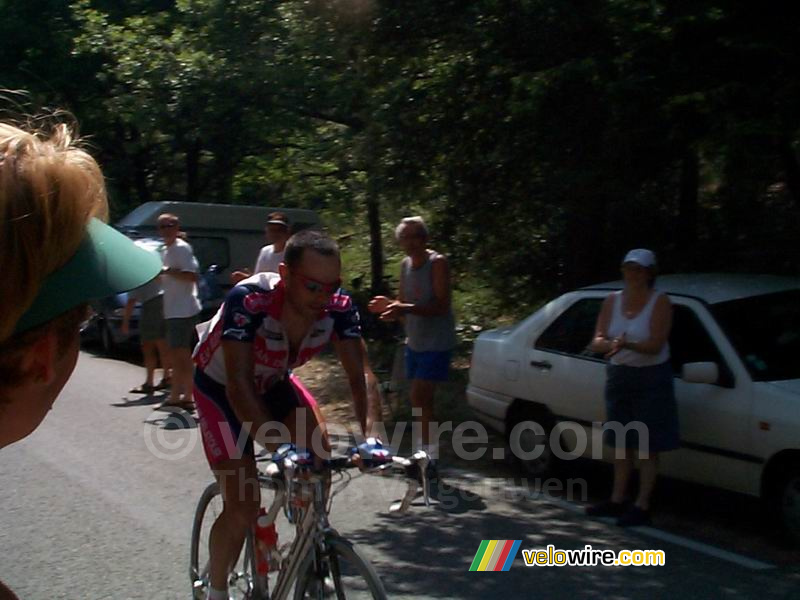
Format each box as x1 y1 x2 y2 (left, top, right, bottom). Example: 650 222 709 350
230 211 291 283
158 213 202 408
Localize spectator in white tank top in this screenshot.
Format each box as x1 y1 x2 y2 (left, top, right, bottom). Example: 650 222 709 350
585 248 679 527
230 211 291 284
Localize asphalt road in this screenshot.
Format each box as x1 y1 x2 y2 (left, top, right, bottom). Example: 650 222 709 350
1 350 799 599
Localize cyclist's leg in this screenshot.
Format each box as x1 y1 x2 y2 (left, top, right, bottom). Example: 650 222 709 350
209 455 261 590
194 371 260 592
285 374 330 456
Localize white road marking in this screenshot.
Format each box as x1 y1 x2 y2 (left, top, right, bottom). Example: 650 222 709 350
444 467 776 571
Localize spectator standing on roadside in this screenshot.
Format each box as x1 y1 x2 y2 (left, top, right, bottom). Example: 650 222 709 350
230 211 291 283
158 213 202 409
368 216 457 479
585 248 678 527
0 119 161 600
121 245 172 394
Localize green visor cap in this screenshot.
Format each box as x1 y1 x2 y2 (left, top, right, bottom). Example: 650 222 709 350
13 217 162 335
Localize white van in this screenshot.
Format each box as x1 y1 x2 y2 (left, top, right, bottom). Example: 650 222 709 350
84 202 320 354
116 201 321 280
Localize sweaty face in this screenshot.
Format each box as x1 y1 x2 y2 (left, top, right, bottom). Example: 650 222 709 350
285 250 342 318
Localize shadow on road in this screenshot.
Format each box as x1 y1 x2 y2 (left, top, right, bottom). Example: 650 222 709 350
111 393 167 408
144 407 198 430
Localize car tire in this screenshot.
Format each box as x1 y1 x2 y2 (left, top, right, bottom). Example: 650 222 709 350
99 319 117 357
776 467 800 545
507 408 561 479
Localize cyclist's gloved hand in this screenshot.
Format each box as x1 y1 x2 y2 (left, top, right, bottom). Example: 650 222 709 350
352 437 391 466
274 443 314 467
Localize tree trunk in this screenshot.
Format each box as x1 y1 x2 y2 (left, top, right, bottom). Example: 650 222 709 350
366 176 386 296
677 148 699 269
779 137 800 208
562 184 607 290
186 139 202 201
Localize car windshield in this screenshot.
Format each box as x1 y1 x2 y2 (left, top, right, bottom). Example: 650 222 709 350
711 290 800 381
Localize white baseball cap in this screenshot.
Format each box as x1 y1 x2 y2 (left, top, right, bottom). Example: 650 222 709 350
622 248 657 268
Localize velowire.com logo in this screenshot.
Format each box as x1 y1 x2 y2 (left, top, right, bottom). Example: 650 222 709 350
469 540 522 572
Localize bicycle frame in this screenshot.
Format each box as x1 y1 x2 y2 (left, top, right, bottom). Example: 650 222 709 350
257 469 333 600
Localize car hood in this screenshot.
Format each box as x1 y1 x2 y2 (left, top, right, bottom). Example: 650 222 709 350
478 325 518 341
763 379 800 396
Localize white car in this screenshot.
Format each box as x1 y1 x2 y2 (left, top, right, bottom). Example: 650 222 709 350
467 274 800 540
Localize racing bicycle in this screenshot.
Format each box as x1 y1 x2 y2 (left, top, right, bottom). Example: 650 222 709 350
190 446 433 599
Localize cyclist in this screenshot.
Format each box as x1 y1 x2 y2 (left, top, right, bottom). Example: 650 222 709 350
0 119 161 599
192 229 382 600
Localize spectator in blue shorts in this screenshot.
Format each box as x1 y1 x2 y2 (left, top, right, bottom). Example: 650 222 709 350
369 216 457 479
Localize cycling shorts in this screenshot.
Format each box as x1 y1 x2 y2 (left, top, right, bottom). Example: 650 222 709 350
193 368 318 466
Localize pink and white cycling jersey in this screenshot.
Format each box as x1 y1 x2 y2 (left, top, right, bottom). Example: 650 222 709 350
193 272 361 393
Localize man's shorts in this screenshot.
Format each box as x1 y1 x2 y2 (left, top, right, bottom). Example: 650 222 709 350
193 369 318 466
405 347 451 382
166 315 198 349
139 295 166 342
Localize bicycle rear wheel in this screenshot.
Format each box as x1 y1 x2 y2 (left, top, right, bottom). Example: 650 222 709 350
190 481 259 600
294 535 388 600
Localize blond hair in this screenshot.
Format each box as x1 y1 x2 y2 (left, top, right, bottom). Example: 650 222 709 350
0 120 108 345
395 216 429 240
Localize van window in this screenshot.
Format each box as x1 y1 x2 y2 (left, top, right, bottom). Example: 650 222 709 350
188 236 230 271
535 298 603 356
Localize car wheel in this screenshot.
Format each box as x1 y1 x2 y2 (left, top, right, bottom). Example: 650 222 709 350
508 410 561 479
99 319 117 356
778 467 800 545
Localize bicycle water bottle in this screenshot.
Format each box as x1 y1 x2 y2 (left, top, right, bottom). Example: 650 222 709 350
254 509 280 574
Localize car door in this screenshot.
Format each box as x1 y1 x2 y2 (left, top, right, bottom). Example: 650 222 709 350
526 295 608 433
661 299 756 494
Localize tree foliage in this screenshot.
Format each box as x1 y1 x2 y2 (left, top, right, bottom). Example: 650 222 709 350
4 0 799 318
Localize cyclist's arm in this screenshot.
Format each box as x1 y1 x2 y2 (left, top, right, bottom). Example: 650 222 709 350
222 340 278 446
333 337 368 437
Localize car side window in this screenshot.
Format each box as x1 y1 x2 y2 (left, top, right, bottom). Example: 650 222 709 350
670 305 731 384
535 298 604 357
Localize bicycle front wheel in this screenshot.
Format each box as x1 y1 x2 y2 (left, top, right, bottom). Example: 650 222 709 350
190 481 258 600
294 535 388 600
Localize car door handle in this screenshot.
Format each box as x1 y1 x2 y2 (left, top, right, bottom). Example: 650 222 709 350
530 360 552 370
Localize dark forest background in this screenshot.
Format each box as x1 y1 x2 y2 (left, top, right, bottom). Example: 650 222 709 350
4 0 800 325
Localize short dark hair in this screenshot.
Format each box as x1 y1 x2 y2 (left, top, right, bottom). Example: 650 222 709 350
284 229 339 269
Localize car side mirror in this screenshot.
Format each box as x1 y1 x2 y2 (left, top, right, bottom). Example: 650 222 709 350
681 361 719 385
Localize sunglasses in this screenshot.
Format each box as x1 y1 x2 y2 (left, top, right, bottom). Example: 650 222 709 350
158 222 178 230
293 272 341 296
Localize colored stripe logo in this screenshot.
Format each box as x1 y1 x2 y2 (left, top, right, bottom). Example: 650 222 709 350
469 540 522 571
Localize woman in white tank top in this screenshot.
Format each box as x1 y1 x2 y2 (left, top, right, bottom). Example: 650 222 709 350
585 249 679 527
